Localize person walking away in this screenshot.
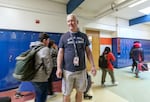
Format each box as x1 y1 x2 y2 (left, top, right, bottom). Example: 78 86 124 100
132 41 144 78
56 14 97 102
47 40 58 98
129 41 139 72
30 33 53 102
100 47 118 87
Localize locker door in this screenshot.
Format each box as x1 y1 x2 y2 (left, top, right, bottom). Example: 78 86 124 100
0 31 10 90
54 34 61 45
0 31 20 91
0 31 9 81
31 32 39 42
19 31 31 52
6 31 21 90
48 33 61 45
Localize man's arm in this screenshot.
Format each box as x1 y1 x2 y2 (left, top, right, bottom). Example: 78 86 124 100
85 46 96 76
56 48 64 78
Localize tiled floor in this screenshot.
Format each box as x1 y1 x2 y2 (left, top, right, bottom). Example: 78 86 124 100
45 87 128 102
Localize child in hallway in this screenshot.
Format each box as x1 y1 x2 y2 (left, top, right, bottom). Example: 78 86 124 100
99 47 118 86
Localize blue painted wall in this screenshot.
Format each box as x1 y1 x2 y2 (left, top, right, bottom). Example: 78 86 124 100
0 29 61 91
112 38 150 68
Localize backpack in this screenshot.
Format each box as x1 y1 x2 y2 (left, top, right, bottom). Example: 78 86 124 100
13 46 44 81
99 54 108 68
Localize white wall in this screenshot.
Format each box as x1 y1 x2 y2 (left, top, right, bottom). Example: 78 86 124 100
0 0 68 33
117 18 150 39
0 0 90 33
0 0 150 40
84 16 150 40
99 31 113 55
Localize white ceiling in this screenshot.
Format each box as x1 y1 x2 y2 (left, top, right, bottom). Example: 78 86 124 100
48 0 150 25
111 0 150 19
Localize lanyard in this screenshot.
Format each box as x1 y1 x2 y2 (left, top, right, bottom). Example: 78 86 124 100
70 33 78 57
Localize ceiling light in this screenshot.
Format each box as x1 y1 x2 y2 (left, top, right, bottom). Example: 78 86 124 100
139 7 150 15
128 0 147 8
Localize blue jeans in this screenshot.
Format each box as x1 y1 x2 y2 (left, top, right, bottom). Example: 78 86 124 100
31 82 48 102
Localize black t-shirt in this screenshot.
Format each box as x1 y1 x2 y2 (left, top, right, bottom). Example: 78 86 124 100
59 31 90 72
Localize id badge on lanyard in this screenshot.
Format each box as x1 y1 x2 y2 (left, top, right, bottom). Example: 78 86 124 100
73 56 79 66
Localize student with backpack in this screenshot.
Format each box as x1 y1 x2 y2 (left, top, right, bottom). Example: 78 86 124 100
99 47 118 87
129 41 139 72
29 33 53 102
13 33 53 101
131 41 144 78
47 40 58 98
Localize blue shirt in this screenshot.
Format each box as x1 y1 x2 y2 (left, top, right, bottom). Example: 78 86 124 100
59 31 90 72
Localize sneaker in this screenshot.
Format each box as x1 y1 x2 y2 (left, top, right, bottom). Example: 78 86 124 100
112 82 118 86
47 94 57 98
131 68 134 72
135 73 140 78
101 84 105 87
135 74 139 78
15 93 24 99
84 94 92 100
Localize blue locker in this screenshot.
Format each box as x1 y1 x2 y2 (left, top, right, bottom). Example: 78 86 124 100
112 38 133 68
0 29 62 91
48 33 61 45
19 31 31 52
0 31 9 80
30 32 39 42
112 38 150 68
0 31 21 91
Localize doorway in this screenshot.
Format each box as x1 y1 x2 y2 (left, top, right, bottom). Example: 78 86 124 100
86 30 100 71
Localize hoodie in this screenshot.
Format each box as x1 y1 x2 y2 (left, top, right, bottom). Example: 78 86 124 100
132 42 144 62
30 41 53 82
133 42 141 48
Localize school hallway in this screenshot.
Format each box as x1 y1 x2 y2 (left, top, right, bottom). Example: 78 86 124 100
70 66 150 102
45 65 150 102
1 65 150 102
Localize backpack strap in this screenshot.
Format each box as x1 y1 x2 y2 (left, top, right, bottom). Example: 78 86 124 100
33 46 46 74
32 46 44 51
41 58 48 75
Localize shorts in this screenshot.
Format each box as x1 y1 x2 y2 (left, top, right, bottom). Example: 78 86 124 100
62 69 87 96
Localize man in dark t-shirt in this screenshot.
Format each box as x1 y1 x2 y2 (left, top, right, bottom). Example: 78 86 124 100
56 14 97 102
59 31 89 72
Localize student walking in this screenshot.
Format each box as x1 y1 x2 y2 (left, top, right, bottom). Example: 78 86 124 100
129 41 139 72
30 33 53 102
99 47 118 87
48 40 58 97
131 41 144 78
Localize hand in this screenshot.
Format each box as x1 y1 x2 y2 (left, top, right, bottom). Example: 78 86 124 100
56 68 62 78
53 44 58 49
91 67 97 76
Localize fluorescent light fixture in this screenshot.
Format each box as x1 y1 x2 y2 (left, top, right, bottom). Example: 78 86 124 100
128 0 147 8
139 7 150 15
